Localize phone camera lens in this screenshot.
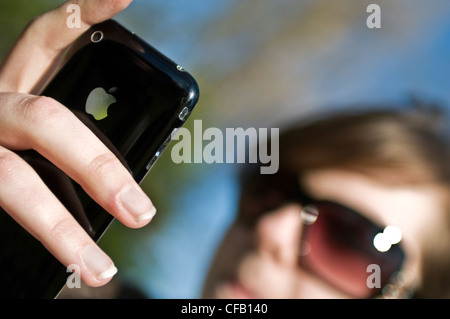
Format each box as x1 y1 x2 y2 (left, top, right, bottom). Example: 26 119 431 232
91 31 104 43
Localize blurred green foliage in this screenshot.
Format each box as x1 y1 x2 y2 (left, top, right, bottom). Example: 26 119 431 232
0 0 63 60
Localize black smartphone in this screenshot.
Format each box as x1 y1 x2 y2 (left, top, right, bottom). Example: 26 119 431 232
0 20 199 298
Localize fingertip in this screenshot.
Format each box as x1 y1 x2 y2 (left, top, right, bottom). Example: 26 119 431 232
116 185 156 227
120 207 156 229
97 264 118 281
78 243 118 287
72 0 135 26
135 205 156 222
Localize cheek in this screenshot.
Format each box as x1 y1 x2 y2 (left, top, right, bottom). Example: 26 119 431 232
205 224 356 299
237 251 353 299
237 251 297 298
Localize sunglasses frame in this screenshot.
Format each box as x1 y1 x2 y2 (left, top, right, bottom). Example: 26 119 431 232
297 199 406 298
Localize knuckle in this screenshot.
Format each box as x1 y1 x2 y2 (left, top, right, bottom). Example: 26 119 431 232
48 217 74 244
0 151 22 181
87 152 120 181
21 96 67 127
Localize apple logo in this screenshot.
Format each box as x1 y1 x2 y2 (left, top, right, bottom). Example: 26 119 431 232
85 87 117 120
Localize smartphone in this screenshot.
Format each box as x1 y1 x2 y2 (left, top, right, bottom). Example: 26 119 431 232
0 20 199 298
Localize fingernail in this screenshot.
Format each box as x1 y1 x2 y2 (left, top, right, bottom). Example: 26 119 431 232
81 244 118 281
119 185 156 222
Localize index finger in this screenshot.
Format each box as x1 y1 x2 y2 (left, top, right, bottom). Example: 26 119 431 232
0 92 156 228
0 0 133 93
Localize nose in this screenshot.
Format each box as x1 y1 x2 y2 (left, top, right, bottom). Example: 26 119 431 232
255 203 304 266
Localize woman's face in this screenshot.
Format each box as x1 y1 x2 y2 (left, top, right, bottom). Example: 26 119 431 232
202 169 446 298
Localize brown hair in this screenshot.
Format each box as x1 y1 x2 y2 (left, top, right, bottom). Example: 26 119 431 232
279 108 450 186
248 105 450 298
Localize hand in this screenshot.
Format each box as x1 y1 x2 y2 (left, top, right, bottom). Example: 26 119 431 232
0 0 156 287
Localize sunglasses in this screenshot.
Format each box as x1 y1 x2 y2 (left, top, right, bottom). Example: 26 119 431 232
237 171 406 298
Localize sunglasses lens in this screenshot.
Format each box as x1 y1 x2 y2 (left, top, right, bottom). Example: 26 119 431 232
299 202 405 298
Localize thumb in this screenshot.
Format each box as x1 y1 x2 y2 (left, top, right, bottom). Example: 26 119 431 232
0 0 133 93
